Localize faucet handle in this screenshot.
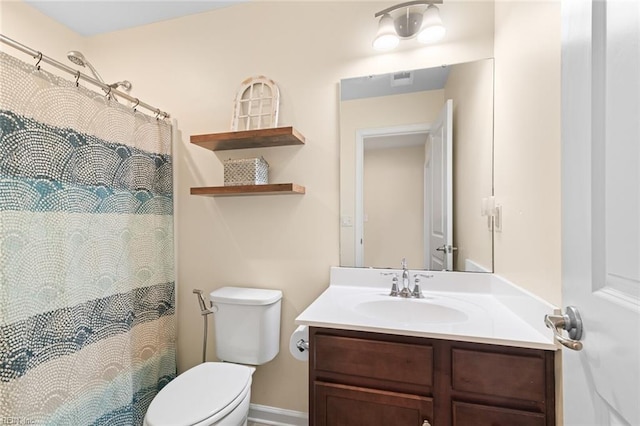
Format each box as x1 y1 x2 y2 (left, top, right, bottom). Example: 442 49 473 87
411 273 433 298
381 272 400 297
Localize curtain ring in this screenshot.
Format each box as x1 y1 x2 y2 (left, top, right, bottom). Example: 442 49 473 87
35 52 42 70
154 109 161 120
75 71 81 87
105 86 112 99
132 98 140 112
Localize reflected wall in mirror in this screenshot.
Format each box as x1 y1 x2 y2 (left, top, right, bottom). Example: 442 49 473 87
339 58 494 272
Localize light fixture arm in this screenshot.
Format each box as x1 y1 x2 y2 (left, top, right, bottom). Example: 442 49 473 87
372 0 446 50
374 0 443 18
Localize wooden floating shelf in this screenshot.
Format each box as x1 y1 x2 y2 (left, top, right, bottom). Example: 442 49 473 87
191 183 306 197
190 126 305 151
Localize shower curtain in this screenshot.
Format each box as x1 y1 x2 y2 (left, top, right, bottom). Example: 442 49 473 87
0 51 175 425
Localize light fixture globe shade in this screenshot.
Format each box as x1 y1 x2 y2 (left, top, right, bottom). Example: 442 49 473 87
418 4 446 44
373 14 400 50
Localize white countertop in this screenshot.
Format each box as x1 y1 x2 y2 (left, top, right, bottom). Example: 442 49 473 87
295 267 559 351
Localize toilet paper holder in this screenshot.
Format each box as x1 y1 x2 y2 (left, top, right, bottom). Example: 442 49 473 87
289 325 309 361
296 338 309 352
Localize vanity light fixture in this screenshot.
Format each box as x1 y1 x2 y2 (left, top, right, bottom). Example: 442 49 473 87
373 0 446 51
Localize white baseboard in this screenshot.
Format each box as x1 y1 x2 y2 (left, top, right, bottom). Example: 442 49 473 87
248 403 308 426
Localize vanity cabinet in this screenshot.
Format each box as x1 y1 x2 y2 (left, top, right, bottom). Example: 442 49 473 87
312 332 434 425
309 327 555 426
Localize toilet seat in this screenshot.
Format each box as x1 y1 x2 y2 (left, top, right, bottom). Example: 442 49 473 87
145 362 254 426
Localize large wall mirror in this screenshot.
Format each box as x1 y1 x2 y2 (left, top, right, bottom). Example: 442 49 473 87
339 58 494 272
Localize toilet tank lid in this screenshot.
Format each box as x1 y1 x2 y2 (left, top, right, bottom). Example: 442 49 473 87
210 287 283 305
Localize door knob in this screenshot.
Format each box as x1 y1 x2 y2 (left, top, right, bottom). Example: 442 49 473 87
544 306 583 351
436 245 458 253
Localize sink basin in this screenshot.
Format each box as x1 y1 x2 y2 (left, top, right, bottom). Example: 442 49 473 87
354 298 469 324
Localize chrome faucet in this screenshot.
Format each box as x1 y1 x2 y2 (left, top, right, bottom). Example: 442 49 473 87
382 260 434 298
399 258 412 298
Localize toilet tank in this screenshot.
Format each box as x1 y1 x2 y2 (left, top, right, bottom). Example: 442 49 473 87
209 287 282 365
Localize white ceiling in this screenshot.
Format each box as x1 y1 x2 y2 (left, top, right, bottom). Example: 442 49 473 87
24 1 246 36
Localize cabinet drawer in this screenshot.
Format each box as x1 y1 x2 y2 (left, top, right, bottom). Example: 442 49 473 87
315 381 433 426
453 401 546 426
314 334 433 387
452 348 546 402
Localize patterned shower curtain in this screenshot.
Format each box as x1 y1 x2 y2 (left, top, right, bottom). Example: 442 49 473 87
0 51 175 425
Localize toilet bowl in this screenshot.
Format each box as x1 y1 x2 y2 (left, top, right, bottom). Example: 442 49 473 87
144 362 255 426
144 287 283 426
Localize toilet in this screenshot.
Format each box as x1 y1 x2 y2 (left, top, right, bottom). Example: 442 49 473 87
144 287 283 426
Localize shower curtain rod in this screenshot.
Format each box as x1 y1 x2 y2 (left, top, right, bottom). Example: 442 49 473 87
0 34 170 119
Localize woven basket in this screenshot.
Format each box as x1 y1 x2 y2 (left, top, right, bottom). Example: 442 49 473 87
223 156 269 186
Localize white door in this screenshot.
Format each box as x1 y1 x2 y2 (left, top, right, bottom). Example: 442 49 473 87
427 100 453 270
561 0 640 425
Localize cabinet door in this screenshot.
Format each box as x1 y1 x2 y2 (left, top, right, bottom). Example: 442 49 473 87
452 401 546 426
451 347 547 402
314 333 433 392
315 381 433 426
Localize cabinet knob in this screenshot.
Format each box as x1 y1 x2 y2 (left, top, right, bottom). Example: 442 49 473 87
422 420 431 426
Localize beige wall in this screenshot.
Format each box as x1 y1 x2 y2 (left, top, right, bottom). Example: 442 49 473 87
2 0 562 415
493 0 562 306
0 2 85 67
445 59 494 272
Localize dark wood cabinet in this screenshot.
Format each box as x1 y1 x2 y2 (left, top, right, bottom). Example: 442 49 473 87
309 327 556 426
452 401 546 426
315 382 433 426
